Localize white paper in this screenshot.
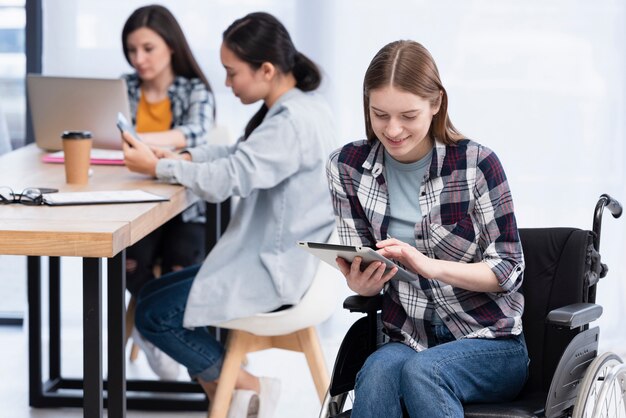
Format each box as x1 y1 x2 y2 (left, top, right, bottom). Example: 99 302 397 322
42 189 167 205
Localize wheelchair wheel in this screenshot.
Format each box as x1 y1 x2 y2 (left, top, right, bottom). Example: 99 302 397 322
572 352 626 418
319 388 353 418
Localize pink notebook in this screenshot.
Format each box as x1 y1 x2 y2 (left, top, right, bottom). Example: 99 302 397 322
42 149 125 166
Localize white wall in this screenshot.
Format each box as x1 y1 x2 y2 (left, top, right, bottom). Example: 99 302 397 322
41 0 626 351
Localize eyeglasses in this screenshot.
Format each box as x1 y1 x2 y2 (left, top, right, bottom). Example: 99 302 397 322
0 186 45 206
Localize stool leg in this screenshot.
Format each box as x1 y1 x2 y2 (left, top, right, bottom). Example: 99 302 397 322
125 296 141 362
129 342 140 362
209 330 251 418
297 327 329 402
125 296 136 344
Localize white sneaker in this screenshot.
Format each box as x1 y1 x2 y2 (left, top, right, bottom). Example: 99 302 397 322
131 327 180 380
227 389 260 418
257 377 281 418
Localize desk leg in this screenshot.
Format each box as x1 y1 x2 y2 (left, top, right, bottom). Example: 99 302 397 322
83 258 103 418
107 251 126 418
27 256 43 406
205 201 231 343
0 312 23 326
49 256 61 380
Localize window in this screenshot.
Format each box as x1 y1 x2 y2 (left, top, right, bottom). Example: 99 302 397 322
0 0 26 148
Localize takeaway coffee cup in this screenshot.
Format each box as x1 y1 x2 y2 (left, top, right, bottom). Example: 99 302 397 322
62 130 92 184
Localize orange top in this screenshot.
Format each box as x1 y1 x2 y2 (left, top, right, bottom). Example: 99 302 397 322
135 91 173 133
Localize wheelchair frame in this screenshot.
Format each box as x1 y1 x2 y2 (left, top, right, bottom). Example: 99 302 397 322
320 194 625 418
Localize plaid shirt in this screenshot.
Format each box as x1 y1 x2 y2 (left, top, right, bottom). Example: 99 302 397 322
327 139 525 351
123 73 214 148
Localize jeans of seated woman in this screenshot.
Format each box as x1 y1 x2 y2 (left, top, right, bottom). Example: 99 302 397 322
135 264 226 382
126 214 205 297
351 324 529 418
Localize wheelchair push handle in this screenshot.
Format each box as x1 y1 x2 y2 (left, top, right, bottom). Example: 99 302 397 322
597 194 623 218
592 193 623 251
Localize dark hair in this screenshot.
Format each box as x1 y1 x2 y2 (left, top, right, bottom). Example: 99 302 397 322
223 12 321 139
363 40 462 145
122 5 213 95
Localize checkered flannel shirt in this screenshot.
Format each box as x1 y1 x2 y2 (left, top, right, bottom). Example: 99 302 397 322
124 73 214 148
326 138 525 351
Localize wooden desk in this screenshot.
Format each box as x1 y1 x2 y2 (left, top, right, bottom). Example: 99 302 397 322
0 145 209 417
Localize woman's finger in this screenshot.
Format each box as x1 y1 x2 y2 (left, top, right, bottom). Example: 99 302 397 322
349 257 363 276
376 237 404 248
362 261 384 278
336 257 350 277
369 262 387 282
122 131 138 147
380 266 398 282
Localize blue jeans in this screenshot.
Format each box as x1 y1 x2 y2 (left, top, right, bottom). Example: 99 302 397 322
351 324 529 418
134 264 225 381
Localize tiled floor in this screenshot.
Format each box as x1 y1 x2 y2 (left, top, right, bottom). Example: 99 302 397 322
0 256 357 418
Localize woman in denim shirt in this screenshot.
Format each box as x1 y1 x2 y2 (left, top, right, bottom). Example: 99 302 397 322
123 12 336 418
327 40 529 418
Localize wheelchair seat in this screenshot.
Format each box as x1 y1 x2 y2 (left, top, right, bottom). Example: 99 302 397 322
320 195 625 418
466 227 598 418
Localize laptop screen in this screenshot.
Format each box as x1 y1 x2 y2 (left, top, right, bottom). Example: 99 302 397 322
27 75 132 151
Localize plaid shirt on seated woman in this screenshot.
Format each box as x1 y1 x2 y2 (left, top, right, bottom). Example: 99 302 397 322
326 138 525 351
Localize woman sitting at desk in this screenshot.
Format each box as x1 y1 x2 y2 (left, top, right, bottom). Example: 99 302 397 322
121 4 215 381
123 11 336 418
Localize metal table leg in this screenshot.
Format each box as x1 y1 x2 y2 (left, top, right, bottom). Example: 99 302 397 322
83 258 103 418
0 312 23 326
108 251 126 418
49 257 61 381
27 256 43 407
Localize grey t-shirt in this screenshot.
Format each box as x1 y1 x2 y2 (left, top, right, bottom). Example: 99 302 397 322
383 149 432 245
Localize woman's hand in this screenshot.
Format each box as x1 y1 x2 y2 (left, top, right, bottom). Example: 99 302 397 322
336 256 397 296
122 131 159 177
150 146 177 159
139 130 187 149
376 238 438 279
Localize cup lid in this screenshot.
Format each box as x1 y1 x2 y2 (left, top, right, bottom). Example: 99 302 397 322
62 130 92 139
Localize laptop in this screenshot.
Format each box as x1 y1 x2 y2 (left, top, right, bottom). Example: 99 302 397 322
27 74 132 152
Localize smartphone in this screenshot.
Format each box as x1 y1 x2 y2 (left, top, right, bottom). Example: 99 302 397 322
116 112 141 144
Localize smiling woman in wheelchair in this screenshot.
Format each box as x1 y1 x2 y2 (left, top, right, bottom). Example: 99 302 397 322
326 40 529 418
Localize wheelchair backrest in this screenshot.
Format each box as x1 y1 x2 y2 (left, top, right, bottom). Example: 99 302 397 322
518 227 596 394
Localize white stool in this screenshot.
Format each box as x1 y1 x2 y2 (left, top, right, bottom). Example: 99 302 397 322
209 247 341 418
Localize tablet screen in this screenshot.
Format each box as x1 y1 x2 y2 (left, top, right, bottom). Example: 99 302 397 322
298 241 418 282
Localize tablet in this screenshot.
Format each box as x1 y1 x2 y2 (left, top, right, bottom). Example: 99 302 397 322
297 241 419 282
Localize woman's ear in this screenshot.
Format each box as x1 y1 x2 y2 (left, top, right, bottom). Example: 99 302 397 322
260 62 276 81
432 90 443 115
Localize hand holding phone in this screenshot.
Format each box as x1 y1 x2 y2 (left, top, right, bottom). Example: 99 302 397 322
116 112 142 145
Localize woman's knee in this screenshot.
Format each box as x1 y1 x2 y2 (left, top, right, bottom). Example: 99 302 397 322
134 296 161 335
356 343 411 390
400 351 447 390
134 287 176 335
134 273 193 335
356 355 391 389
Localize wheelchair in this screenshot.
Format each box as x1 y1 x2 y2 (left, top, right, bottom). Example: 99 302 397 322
320 194 625 418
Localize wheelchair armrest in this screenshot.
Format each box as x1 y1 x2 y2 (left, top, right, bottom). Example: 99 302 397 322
546 303 603 329
343 294 383 313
